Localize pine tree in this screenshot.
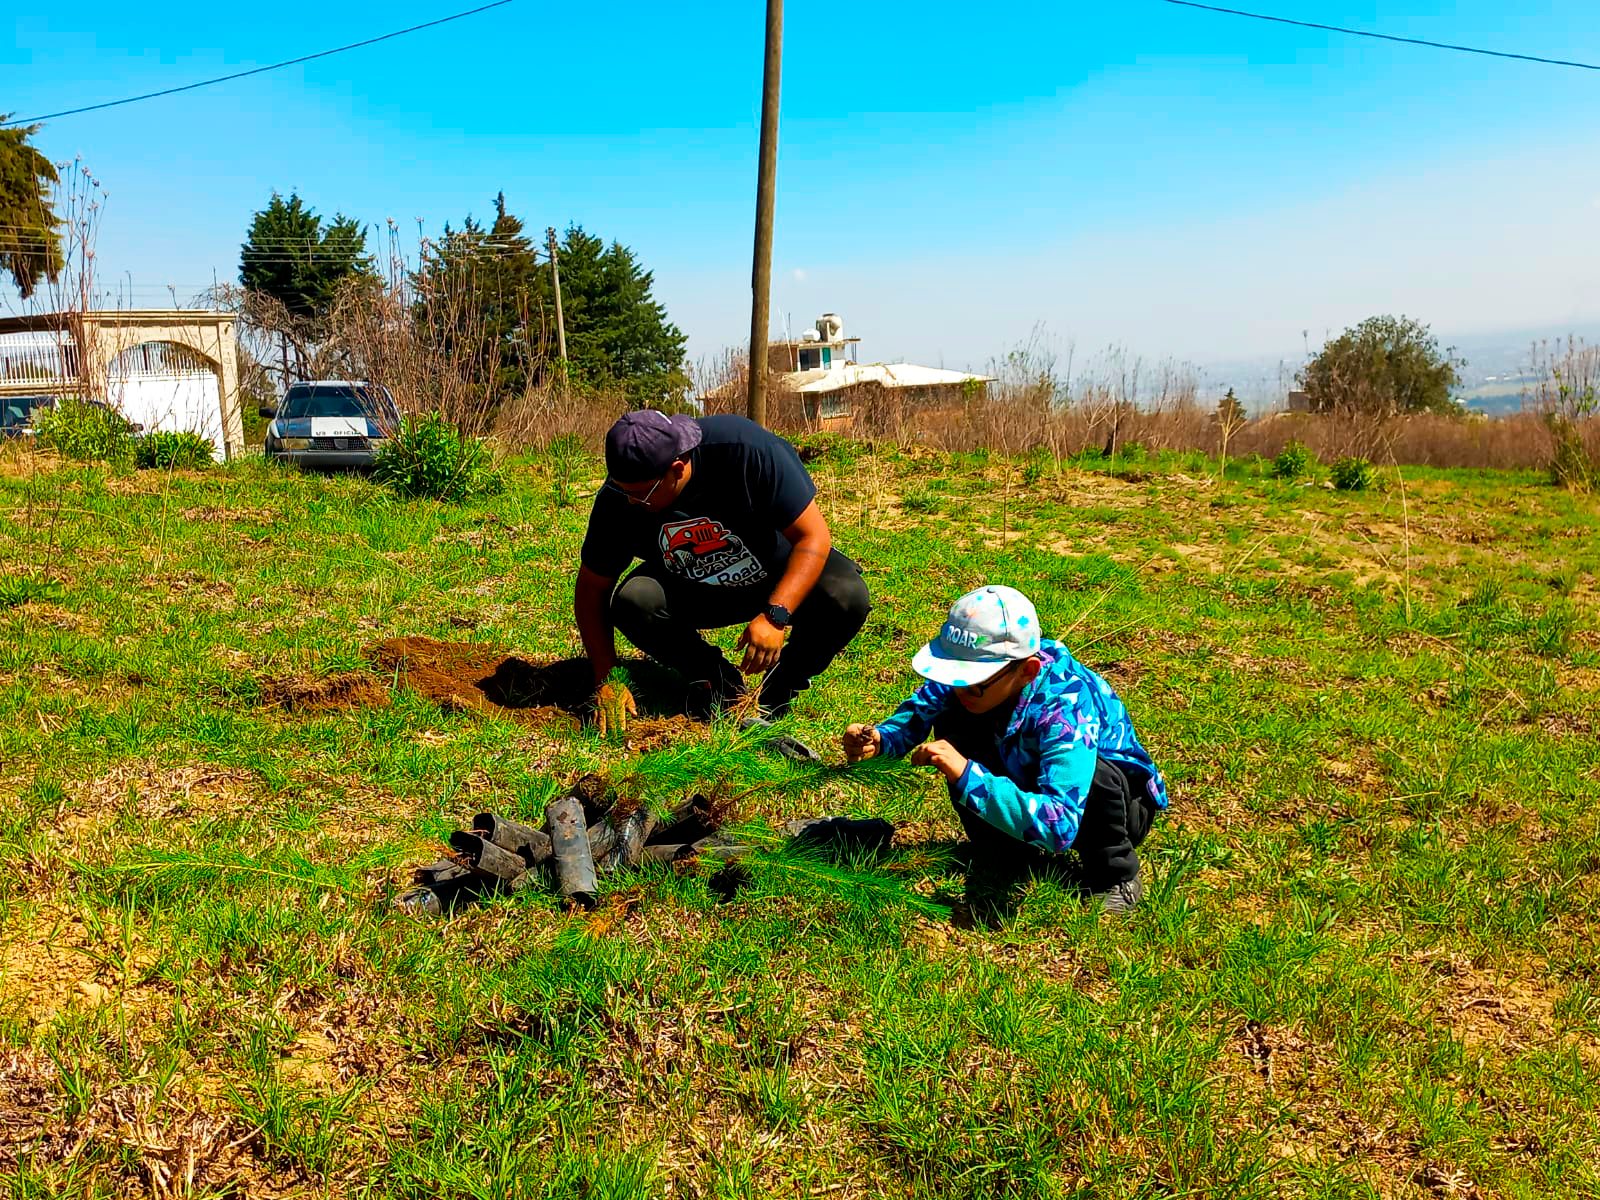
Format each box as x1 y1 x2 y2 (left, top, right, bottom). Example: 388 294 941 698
239 192 372 320
542 225 688 405
415 199 688 408
239 191 373 382
0 118 64 299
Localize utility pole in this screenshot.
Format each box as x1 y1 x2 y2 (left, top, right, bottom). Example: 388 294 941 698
546 227 568 363
747 0 783 427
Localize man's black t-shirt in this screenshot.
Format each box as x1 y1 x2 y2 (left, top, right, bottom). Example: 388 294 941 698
580 414 816 591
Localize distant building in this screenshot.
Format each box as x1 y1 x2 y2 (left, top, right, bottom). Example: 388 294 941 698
1286 389 1312 413
715 311 993 429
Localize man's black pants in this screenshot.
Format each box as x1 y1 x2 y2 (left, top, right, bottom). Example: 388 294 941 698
609 550 870 715
936 703 1156 887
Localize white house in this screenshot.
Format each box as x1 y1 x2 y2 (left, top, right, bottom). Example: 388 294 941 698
757 312 994 427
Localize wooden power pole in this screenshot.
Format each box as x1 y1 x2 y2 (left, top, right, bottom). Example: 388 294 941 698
747 0 783 427
546 227 568 362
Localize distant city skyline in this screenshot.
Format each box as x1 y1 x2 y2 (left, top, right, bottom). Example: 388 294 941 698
7 2 1599 378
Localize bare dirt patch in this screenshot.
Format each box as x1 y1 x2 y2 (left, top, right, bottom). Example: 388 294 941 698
180 503 276 525
73 762 259 828
0 910 100 1025
12 601 96 632
256 637 709 748
261 671 390 713
0 1048 261 1194
0 904 164 1027
368 636 591 730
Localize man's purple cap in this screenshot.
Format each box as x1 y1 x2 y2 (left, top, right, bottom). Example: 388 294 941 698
605 410 704 483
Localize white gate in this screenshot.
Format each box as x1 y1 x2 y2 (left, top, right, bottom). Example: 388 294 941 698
107 341 225 459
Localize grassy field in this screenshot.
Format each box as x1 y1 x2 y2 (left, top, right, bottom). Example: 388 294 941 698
1 439 1598 1199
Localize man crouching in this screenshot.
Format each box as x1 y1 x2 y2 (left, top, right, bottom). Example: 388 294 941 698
843 585 1167 913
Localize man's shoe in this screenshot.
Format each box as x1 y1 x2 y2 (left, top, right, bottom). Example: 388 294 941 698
686 666 745 720
1092 871 1143 916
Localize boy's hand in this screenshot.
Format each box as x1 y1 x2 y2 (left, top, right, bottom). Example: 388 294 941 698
842 723 882 762
910 739 969 783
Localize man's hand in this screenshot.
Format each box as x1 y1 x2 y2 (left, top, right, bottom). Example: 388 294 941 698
593 681 637 736
737 613 785 675
910 739 969 783
842 723 882 763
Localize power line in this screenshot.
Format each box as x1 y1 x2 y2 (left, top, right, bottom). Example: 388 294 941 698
1158 1 1600 71
1 0 516 127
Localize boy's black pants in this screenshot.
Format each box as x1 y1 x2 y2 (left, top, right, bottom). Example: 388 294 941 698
935 706 1155 886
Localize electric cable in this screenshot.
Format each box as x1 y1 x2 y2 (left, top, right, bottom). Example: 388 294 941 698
1158 1 1600 72
1 0 516 127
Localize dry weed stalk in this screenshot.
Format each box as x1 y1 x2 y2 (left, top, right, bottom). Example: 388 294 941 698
1525 337 1599 491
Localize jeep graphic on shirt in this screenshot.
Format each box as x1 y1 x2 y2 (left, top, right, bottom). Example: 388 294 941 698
658 517 768 587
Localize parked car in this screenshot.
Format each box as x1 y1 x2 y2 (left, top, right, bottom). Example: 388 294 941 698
1 394 51 438
261 381 401 469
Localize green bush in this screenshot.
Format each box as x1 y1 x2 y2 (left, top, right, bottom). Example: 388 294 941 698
373 413 503 501
33 398 135 465
789 432 864 467
543 433 586 508
1271 441 1315 480
135 430 214 471
0 575 61 609
1021 447 1053 487
1331 456 1379 491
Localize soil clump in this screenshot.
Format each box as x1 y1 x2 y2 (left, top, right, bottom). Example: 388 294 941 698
261 671 389 713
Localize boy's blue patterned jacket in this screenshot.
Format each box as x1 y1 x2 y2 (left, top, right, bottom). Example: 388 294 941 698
873 639 1167 853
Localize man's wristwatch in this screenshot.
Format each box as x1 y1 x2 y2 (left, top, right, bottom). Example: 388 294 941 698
764 603 791 630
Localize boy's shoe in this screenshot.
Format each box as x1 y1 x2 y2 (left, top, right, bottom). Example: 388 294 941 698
739 716 822 763
1092 870 1143 915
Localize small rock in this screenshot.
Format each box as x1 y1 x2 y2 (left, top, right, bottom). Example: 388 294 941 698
76 981 110 1006
392 886 443 917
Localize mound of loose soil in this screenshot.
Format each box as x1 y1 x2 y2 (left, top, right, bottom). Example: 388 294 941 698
261 671 389 713
623 715 705 753
367 636 588 730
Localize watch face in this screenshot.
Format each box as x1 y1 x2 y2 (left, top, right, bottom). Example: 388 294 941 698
766 604 791 628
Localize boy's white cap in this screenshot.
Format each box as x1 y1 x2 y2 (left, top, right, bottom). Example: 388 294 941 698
912 585 1042 687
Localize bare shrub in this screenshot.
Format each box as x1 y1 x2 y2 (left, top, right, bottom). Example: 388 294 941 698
1227 411 1561 471
324 273 501 437
1215 389 1248 473
18 157 107 400
492 382 628 451
214 226 543 438
1525 337 1599 491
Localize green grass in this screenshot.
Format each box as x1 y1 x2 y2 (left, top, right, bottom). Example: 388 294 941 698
1 441 1597 1197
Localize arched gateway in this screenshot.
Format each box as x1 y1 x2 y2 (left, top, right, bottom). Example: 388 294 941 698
0 309 243 459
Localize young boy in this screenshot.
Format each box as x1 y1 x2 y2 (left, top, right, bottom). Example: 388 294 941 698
843 585 1167 913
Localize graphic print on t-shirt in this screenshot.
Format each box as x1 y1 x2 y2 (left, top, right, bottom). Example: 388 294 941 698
659 517 768 587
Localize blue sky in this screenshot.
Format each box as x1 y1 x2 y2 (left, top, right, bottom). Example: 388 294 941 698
6 1 1600 378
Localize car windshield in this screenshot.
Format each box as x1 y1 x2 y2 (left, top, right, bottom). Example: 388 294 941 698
1 396 45 429
281 385 391 420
